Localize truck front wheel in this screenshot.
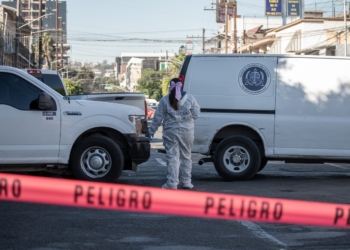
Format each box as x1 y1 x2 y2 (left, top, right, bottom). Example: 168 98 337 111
214 136 261 181
258 157 268 172
70 135 124 182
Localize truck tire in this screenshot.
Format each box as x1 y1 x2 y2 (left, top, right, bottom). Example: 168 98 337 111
214 136 261 181
70 135 124 182
258 157 268 172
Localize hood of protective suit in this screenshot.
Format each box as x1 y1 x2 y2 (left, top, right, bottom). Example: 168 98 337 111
177 92 188 107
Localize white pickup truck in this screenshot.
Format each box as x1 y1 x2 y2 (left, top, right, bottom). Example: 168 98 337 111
0 66 150 182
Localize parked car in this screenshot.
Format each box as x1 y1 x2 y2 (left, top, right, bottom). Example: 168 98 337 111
146 98 159 106
147 106 155 119
150 105 157 111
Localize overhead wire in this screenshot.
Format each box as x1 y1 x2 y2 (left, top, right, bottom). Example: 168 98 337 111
43 0 350 61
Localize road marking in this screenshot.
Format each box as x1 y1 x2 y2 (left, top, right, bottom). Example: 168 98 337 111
239 221 287 248
156 158 166 167
325 163 349 170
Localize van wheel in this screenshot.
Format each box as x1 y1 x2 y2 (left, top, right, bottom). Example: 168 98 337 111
214 136 261 181
70 135 124 182
258 157 268 172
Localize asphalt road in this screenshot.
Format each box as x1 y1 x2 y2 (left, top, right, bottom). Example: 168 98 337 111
1 127 350 250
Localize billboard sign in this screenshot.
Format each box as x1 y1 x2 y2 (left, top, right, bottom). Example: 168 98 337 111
265 0 282 16
216 1 235 23
287 0 300 16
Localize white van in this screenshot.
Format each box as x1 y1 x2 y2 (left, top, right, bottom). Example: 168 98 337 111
179 54 350 181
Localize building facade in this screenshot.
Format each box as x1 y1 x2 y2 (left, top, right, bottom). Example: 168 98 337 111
239 17 350 57
2 0 69 68
117 52 174 92
207 10 350 57
0 4 31 68
118 52 174 78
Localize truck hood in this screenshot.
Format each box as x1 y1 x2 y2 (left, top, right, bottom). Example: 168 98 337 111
74 100 144 115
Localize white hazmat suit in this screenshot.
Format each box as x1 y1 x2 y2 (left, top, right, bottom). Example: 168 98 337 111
149 91 200 189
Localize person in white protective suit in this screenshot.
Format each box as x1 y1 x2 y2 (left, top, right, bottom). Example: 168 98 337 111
149 78 200 189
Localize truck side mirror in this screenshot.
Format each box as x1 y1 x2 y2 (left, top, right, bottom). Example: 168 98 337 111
38 92 54 110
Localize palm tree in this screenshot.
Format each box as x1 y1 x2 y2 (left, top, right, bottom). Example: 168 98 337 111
33 32 55 69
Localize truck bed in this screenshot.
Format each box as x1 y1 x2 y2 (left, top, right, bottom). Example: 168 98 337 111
69 92 146 112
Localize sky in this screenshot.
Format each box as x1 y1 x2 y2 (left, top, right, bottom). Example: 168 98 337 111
67 0 343 64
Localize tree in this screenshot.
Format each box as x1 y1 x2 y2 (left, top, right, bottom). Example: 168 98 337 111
94 76 120 92
160 52 186 96
136 68 166 101
76 66 95 80
67 69 78 79
94 62 114 75
94 76 119 86
33 32 55 68
63 79 83 95
161 77 172 96
168 52 186 77
70 67 95 93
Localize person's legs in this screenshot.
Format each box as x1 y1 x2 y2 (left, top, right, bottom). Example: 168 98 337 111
178 128 194 189
163 130 180 189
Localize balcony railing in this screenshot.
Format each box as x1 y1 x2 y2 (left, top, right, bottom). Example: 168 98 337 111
19 41 30 59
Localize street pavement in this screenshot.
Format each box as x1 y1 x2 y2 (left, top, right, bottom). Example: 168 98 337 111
1 125 350 249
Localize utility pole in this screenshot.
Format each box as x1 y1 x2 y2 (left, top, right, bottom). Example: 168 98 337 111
29 0 32 68
233 1 237 53
56 0 59 70
187 33 205 54
14 0 20 68
202 28 205 54
166 50 168 77
38 0 42 68
301 0 305 19
60 18 63 67
282 0 287 26
344 0 348 57
225 2 228 54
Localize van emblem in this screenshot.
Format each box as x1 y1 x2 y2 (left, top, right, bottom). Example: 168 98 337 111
238 63 271 95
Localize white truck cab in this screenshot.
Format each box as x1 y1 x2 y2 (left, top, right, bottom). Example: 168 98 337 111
180 54 350 181
0 66 150 182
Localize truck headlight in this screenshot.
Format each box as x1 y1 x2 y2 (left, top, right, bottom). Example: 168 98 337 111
129 115 146 137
